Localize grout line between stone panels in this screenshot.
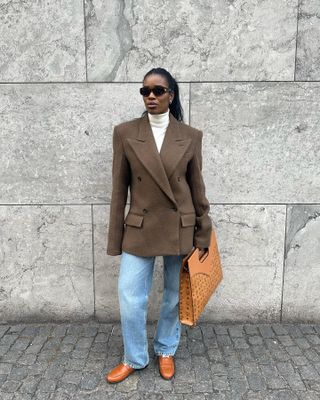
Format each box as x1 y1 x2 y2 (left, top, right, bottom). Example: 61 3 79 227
293 0 301 82
189 82 191 125
91 204 96 318
280 205 288 323
1 80 320 84
82 0 88 83
0 203 320 206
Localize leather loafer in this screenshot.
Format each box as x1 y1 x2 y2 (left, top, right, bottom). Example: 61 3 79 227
105 363 136 383
158 355 175 379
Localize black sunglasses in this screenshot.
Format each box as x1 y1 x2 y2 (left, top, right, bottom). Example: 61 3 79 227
139 85 173 97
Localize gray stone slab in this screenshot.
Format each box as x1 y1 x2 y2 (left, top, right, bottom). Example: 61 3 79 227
191 82 320 203
198 205 285 322
296 1 320 80
282 205 320 321
85 0 297 81
0 205 93 322
0 1 85 81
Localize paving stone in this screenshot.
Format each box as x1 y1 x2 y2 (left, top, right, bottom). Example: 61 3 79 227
304 348 320 362
246 372 267 391
216 335 232 346
248 336 264 345
258 325 275 338
36 379 57 392
298 364 320 380
0 374 7 385
238 349 255 363
243 325 259 336
0 335 18 347
291 355 309 365
285 325 303 338
75 337 94 349
232 338 249 349
18 375 42 394
276 361 306 391
277 335 294 346
0 327 9 338
0 364 12 375
295 337 311 349
213 326 229 335
299 325 316 335
7 366 28 381
79 372 100 390
285 346 303 356
192 379 213 392
211 375 229 391
259 365 288 390
50 325 68 338
186 326 203 340
21 326 41 337
199 324 215 338
8 326 25 334
188 339 206 355
0 379 22 392
266 389 299 400
228 326 244 338
271 324 289 336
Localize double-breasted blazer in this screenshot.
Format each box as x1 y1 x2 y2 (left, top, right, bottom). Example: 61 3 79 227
106 111 212 257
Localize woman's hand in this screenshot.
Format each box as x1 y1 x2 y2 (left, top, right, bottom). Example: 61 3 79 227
197 247 209 257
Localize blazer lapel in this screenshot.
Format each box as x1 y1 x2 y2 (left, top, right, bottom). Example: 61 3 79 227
126 112 192 206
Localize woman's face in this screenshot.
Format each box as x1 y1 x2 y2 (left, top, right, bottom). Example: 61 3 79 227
142 74 174 114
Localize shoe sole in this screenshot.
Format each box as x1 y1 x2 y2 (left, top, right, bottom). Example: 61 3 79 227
160 373 175 380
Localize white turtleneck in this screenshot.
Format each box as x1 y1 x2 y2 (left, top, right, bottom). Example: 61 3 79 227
147 109 170 153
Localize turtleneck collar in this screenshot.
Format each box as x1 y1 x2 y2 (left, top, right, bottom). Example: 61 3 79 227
147 109 170 128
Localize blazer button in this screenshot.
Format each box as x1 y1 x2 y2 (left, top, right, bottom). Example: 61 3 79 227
177 176 181 181
137 176 142 181
143 208 148 213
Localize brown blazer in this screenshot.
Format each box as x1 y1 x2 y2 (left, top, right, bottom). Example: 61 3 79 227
106 111 212 257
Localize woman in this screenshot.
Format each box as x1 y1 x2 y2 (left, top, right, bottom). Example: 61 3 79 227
106 67 212 383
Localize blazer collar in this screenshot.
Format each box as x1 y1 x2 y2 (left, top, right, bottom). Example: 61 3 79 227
126 111 192 206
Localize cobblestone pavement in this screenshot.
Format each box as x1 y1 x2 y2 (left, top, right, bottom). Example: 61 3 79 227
1 321 320 399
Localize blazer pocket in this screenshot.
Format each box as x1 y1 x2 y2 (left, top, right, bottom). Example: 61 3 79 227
180 213 196 227
125 212 144 228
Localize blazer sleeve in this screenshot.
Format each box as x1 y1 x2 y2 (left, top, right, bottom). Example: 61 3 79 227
106 126 131 256
186 130 212 249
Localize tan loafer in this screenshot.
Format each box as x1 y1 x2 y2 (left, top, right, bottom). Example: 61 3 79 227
105 362 136 383
158 355 175 379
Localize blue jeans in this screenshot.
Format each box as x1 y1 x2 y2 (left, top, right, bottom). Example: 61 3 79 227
118 250 185 369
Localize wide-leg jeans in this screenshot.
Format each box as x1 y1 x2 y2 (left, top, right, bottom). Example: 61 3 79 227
118 250 184 369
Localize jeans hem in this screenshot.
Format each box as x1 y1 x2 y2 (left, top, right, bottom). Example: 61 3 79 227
123 358 149 369
154 351 176 357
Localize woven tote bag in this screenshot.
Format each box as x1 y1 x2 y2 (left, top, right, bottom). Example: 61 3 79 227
179 229 223 327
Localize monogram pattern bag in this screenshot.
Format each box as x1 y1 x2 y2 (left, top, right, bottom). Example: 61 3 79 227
179 229 223 327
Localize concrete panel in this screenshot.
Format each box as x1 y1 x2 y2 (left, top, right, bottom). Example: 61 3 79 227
0 83 189 204
282 205 320 322
85 0 297 81
296 1 320 80
191 82 320 203
0 0 85 82
0 205 93 323
200 205 286 322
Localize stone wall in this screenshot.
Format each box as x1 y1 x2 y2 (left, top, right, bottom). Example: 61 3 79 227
0 0 319 323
